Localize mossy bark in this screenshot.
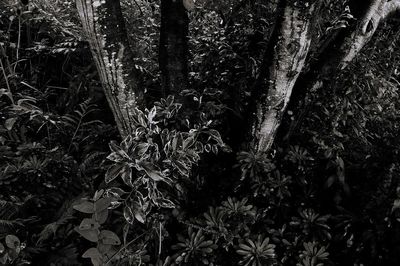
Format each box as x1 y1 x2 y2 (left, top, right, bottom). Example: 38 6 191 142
76 0 145 138
251 1 317 153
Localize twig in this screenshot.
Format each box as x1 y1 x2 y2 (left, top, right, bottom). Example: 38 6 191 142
0 57 14 104
67 83 83 152
14 14 22 73
158 222 162 256
104 231 148 265
132 0 143 16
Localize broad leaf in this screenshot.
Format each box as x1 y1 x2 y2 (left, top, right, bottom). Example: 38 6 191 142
94 209 109 225
4 117 17 131
123 205 135 224
105 187 126 199
145 169 164 181
82 247 102 266
73 201 95 214
98 243 112 254
207 129 224 145
183 136 196 150
105 163 125 183
93 189 104 201
183 0 195 11
82 247 101 259
95 198 112 213
132 203 146 224
5 235 20 249
155 197 175 209
100 230 121 245
75 227 99 243
107 141 130 162
134 211 145 224
120 165 133 187
79 218 100 231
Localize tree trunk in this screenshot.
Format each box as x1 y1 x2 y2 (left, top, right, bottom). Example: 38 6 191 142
250 0 318 153
159 0 189 97
75 0 144 138
280 0 400 141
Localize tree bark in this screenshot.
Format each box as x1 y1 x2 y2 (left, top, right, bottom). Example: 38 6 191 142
339 0 398 69
76 0 144 138
280 0 400 141
159 0 189 97
250 0 318 153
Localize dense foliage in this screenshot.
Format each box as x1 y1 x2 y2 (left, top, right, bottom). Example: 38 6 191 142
1 0 400 265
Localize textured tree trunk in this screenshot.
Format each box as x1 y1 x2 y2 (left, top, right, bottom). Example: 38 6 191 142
280 0 400 141
251 1 318 153
76 0 144 138
159 0 189 96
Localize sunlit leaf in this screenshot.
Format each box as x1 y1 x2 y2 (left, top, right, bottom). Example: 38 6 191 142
120 165 133 187
4 117 17 131
134 210 145 224
145 169 164 181
123 205 135 224
93 189 104 201
105 163 125 183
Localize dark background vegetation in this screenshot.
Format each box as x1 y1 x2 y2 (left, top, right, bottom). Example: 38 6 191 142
1 0 400 265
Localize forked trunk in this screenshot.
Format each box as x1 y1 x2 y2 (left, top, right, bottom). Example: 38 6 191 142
281 0 400 141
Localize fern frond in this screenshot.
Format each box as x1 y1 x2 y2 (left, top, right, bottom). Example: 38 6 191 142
0 200 22 234
79 151 107 174
36 215 74 245
0 219 23 232
61 99 100 130
0 200 19 219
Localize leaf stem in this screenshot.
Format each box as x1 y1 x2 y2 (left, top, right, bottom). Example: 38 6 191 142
104 231 148 265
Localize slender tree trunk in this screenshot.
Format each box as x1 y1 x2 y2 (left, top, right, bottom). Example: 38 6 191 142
250 0 318 153
159 0 189 97
76 0 144 138
280 0 400 141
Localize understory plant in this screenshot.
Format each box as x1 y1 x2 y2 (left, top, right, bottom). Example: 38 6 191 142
74 95 230 265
